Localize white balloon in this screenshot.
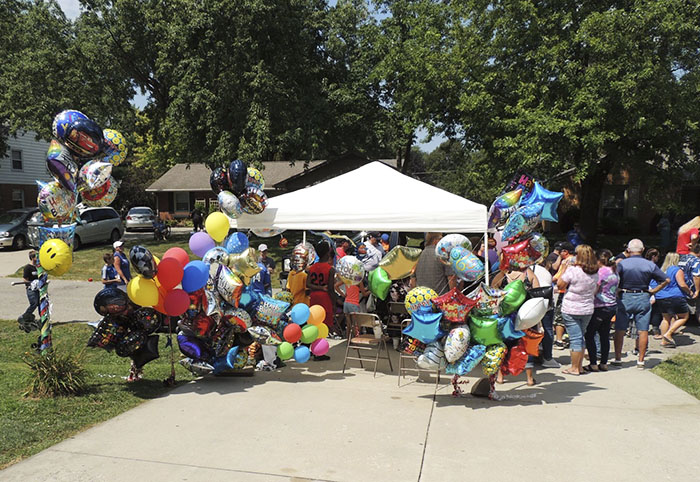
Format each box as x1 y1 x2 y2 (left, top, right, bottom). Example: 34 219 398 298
515 297 549 330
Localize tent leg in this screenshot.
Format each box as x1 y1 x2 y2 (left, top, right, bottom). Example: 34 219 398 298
303 231 306 245
483 227 490 285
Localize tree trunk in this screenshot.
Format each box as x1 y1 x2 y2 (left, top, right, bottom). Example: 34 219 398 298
579 159 612 246
401 135 414 173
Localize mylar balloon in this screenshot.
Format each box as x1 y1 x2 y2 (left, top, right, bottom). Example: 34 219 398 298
238 284 261 312
37 180 77 223
210 167 231 194
218 190 243 219
102 129 128 166
115 330 146 357
433 287 478 323
130 245 157 279
469 314 503 346
515 297 549 330
336 255 365 285
416 342 447 370
46 140 78 192
368 267 391 300
449 246 484 282
446 344 486 376
93 288 129 316
255 295 290 327
52 109 87 140
522 182 563 222
501 202 544 242
81 178 111 202
228 159 247 195
205 212 230 242
246 167 265 190
127 275 159 307
240 186 267 215
274 290 294 304
473 283 505 316
435 234 473 266
224 232 249 254
249 325 282 346
217 265 243 305
500 279 527 315
444 326 471 363
82 177 118 207
64 117 103 159
86 315 127 349
498 315 525 340
481 343 507 376
189 231 216 258
378 246 422 280
38 238 73 276
134 307 160 334
501 239 541 271
251 228 285 238
529 232 550 262
292 243 311 271
225 248 260 280
402 309 444 344
202 246 229 265
501 339 528 376
177 334 213 361
404 286 438 314
78 160 112 191
488 188 523 229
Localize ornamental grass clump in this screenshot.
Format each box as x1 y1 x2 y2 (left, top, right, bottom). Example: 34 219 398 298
23 349 87 397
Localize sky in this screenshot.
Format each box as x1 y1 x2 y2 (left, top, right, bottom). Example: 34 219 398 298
55 0 446 152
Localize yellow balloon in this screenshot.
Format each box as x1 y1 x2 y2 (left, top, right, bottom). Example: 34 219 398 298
38 238 73 276
225 248 260 281
378 246 422 280
205 212 230 242
316 322 329 339
127 275 159 307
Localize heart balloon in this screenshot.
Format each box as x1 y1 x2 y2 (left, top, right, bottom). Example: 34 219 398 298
404 286 439 314
218 190 243 219
521 182 563 222
433 287 478 323
481 343 507 376
435 234 473 265
500 279 527 315
446 344 486 375
368 267 391 300
449 246 484 282
336 255 365 285
469 313 503 346
64 117 104 159
102 129 128 166
378 246 422 280
46 139 78 192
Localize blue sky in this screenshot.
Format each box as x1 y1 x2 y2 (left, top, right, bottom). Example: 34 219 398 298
55 0 445 152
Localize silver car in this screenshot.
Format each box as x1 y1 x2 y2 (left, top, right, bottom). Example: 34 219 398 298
125 207 156 231
27 207 124 250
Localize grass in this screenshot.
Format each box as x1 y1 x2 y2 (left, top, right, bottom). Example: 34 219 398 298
0 320 193 469
652 353 700 400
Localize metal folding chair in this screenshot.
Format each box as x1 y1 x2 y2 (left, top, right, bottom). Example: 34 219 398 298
342 313 393 377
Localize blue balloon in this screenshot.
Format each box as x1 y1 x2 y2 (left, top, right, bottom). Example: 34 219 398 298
182 260 209 293
402 308 445 344
289 303 310 325
294 345 311 363
522 182 563 222
239 285 261 312
225 346 240 368
497 315 525 340
228 159 247 196
224 232 249 254
52 109 88 140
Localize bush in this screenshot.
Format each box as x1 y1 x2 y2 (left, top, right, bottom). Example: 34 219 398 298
23 349 87 397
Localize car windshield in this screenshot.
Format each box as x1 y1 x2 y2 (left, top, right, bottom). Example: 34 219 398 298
129 208 152 215
0 211 26 224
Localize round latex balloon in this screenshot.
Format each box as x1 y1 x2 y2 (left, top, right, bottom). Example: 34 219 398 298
368 267 391 300
224 232 249 254
225 248 260 280
210 166 231 193
64 117 104 159
163 247 190 268
127 275 159 306
228 159 247 195
336 255 365 285
481 343 507 376
52 109 87 140
283 323 302 343
300 324 319 344
240 187 267 215
378 246 422 280
294 345 311 363
449 246 484 282
290 303 310 325
468 314 503 346
182 260 209 292
82 176 118 207
46 140 78 192
277 342 294 360
202 246 229 265
102 129 128 166
246 167 265 190
404 286 438 314
164 289 190 316
500 279 527 315
39 238 72 276
78 160 112 191
311 338 329 356
205 212 230 242
189 231 216 258
37 180 77 223
308 305 326 327
129 245 157 279
316 322 329 339
218 190 243 219
435 234 473 266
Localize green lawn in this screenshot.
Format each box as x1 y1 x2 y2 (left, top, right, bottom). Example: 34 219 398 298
0 320 194 469
652 354 700 400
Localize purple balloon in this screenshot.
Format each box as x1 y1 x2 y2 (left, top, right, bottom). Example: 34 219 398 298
177 335 213 361
189 231 216 258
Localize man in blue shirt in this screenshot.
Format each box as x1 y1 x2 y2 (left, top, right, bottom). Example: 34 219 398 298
613 239 669 368
250 262 271 296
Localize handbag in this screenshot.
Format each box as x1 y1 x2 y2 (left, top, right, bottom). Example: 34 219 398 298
522 328 544 357
527 286 553 300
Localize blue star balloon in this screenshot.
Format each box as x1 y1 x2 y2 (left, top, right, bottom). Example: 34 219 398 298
402 308 445 344
497 315 525 340
501 202 544 241
522 182 563 222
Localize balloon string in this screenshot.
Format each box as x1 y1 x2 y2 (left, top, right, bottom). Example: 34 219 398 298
488 374 496 400
451 374 469 397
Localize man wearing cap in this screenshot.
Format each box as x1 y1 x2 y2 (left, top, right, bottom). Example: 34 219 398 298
258 244 276 275
613 239 669 368
380 233 390 254
113 241 131 292
362 232 383 272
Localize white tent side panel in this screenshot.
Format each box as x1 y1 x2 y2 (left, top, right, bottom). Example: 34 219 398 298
231 161 487 233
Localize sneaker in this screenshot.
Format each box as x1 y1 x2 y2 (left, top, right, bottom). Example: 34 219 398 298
553 341 566 350
637 361 645 370
611 359 622 366
632 349 639 356
541 358 561 368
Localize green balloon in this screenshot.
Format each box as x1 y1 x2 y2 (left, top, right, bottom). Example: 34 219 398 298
368 267 391 300
500 279 527 315
300 324 319 344
469 314 503 346
277 342 294 360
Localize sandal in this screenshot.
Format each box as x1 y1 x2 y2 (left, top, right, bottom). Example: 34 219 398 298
661 336 676 348
598 364 609 372
561 368 580 376
583 365 599 373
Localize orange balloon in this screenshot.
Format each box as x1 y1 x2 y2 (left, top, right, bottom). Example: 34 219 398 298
308 305 326 326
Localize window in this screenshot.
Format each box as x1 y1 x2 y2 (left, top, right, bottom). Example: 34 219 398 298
80 211 95 223
11 189 24 209
601 186 626 219
174 192 190 212
11 150 22 170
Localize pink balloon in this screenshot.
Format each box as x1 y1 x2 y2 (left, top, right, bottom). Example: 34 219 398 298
189 231 216 258
310 338 329 356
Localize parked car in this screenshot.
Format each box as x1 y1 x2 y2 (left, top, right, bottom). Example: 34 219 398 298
27 207 124 250
125 206 156 231
0 207 39 250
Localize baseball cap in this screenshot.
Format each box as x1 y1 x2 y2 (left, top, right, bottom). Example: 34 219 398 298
113 241 124 249
627 238 644 253
258 243 268 252
381 233 389 242
368 231 380 239
558 242 575 253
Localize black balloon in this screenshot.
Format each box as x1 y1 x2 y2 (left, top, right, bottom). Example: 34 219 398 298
227 159 247 196
86 315 127 349
64 117 104 159
115 329 146 357
134 307 161 334
129 245 157 279
94 288 129 316
131 334 160 369
210 167 231 194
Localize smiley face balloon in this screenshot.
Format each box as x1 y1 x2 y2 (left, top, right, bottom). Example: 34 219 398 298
39 238 73 276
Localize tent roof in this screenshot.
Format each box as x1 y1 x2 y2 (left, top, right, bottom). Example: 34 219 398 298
231 161 487 232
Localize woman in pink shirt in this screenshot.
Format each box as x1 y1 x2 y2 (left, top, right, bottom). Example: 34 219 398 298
557 245 599 375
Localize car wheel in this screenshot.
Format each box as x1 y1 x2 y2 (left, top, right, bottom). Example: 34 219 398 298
12 234 27 250
73 235 82 251
110 229 121 243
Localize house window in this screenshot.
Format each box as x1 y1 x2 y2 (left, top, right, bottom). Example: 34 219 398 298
174 192 190 212
12 189 24 209
601 185 626 219
11 150 22 170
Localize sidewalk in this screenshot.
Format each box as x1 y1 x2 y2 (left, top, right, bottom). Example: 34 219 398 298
2 338 699 482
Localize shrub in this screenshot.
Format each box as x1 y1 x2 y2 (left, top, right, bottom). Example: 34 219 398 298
23 349 88 397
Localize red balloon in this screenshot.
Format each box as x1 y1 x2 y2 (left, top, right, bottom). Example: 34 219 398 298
162 247 190 269
156 257 184 291
283 323 302 343
164 289 190 317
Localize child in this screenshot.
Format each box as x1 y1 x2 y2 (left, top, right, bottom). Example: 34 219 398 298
101 253 121 287
286 265 310 306
306 242 336 360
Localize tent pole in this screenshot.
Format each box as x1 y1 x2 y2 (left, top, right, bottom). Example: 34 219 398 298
483 223 490 285
303 231 306 245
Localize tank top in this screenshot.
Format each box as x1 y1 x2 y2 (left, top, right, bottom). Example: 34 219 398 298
114 251 131 285
308 262 332 292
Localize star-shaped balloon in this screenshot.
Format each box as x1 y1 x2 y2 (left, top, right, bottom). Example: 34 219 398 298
433 287 478 323
402 308 445 344
501 202 544 241
488 189 523 229
379 246 422 280
473 282 505 316
522 182 563 222
469 313 503 346
497 315 525 340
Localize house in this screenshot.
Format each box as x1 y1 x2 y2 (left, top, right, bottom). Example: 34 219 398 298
145 156 396 219
0 131 53 211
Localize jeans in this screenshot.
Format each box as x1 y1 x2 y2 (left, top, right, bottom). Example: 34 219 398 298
562 312 592 352
540 309 554 360
23 288 39 318
585 306 615 365
615 292 652 332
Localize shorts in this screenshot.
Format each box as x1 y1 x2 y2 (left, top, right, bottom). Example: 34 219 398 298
615 292 652 332
344 302 361 314
553 296 565 327
655 297 689 315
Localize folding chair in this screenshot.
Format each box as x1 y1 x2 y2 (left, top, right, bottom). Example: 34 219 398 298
386 302 408 340
342 313 394 377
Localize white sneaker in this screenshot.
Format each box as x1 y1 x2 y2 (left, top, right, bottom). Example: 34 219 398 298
87 320 100 328
541 358 561 368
